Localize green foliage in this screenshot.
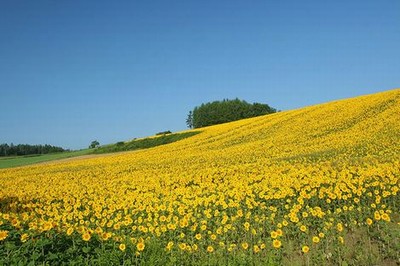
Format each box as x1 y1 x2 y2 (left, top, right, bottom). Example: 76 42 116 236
186 111 193 129
93 131 201 154
0 133 202 169
89 140 100 149
0 143 67 157
0 149 92 169
1 221 398 265
156 130 172 135
189 98 276 128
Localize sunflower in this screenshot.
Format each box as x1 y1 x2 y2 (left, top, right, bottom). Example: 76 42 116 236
66 227 74 236
137 242 145 251
270 231 278 239
179 243 187 250
166 241 174 251
0 230 9 241
20 233 29 243
207 245 214 253
312 236 320 244
253 245 260 253
82 232 91 242
272 239 282 248
302 245 310 253
119 243 126 251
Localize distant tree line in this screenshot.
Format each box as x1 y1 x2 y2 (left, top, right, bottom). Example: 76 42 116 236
0 143 67 157
186 98 276 129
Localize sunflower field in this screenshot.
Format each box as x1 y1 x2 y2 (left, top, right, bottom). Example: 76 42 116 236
1 89 399 265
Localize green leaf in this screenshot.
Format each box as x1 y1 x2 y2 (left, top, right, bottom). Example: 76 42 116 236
48 253 59 260
82 246 91 253
5 242 16 250
31 252 40 260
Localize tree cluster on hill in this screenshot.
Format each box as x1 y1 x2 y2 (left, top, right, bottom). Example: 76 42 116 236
0 143 67 157
89 140 100 149
186 98 276 129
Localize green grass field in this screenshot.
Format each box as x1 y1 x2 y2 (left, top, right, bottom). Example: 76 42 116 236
93 131 201 154
0 131 201 169
0 149 92 169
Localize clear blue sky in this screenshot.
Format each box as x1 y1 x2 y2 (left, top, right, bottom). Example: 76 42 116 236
1 0 399 150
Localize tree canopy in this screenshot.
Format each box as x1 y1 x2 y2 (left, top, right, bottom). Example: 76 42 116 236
187 98 276 129
0 143 66 157
89 140 100 149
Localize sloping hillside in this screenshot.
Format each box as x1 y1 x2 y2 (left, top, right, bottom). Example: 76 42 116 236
0 89 399 265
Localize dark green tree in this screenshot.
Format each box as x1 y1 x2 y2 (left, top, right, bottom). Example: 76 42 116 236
0 143 66 157
188 99 276 129
89 140 100 149
186 111 193 129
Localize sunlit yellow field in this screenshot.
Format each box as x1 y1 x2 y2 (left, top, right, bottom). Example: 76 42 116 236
1 89 399 265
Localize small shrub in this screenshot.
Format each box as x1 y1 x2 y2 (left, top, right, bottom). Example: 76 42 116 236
156 131 172 136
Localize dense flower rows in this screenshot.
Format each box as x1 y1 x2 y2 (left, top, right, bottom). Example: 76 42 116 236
0 89 399 264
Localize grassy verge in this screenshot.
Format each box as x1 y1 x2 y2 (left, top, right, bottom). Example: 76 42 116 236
0 149 92 169
0 131 201 169
1 219 398 265
93 131 201 154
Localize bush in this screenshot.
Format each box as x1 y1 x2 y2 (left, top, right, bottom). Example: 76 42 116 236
156 131 172 135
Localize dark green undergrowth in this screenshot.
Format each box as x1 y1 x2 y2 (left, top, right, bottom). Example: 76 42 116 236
1 221 398 266
93 131 201 154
